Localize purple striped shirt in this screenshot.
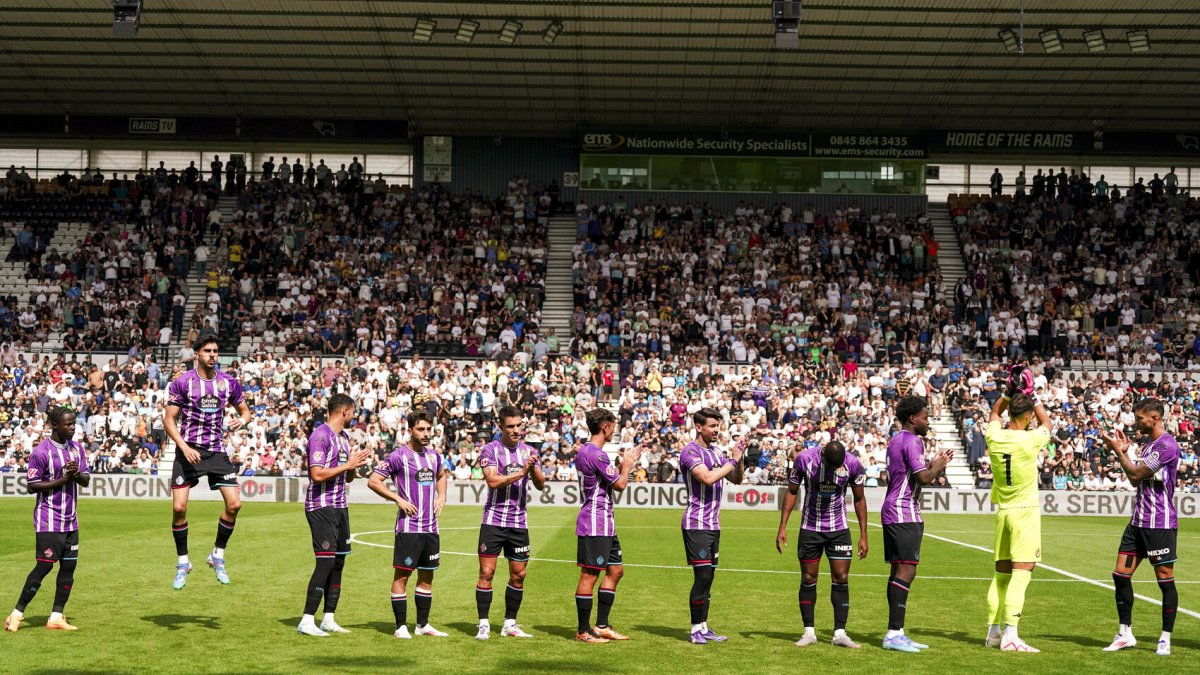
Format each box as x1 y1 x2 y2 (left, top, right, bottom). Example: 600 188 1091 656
680 441 727 531
789 447 865 532
1131 432 1179 530
480 440 533 529
305 423 351 512
167 369 245 452
575 442 619 537
27 438 89 533
881 431 927 525
375 445 443 534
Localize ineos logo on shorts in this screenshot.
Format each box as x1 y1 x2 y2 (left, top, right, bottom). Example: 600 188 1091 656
428 553 440 561
223 473 236 481
515 546 530 554
833 545 852 552
582 134 625 152
70 545 79 551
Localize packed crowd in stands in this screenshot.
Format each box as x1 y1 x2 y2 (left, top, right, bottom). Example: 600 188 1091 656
1 345 1198 494
951 167 1200 368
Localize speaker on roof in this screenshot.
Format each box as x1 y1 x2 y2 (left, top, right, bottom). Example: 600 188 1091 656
773 1 801 49
113 0 142 38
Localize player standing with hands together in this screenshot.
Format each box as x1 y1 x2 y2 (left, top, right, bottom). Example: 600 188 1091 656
679 408 748 644
1099 398 1180 657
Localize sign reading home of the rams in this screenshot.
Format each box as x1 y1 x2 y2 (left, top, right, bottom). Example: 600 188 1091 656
128 117 177 134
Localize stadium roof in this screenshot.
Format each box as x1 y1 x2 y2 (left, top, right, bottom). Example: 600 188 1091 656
1 0 1196 138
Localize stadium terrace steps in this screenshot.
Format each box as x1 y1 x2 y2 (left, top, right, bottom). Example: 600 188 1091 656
931 414 974 488
928 203 967 302
16 221 88 353
543 216 577 346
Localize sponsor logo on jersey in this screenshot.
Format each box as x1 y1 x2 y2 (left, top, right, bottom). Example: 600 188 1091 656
312 451 325 464
504 464 524 476
1148 548 1171 556
417 468 435 484
198 394 221 413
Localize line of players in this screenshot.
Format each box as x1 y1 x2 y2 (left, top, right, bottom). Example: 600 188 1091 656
1 343 1183 657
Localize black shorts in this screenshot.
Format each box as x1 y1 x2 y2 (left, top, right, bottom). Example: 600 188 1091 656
306 507 351 557
393 533 440 571
1119 524 1178 567
577 535 623 570
682 529 721 567
478 524 531 562
797 528 853 563
35 530 79 563
883 522 924 565
171 448 238 491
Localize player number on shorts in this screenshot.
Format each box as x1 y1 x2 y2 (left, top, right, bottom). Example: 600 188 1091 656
1003 454 1012 486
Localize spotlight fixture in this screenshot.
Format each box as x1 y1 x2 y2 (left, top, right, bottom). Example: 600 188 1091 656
1039 29 1063 53
413 18 436 42
1082 29 1106 52
499 20 523 44
543 20 563 43
456 19 479 43
998 28 1019 53
1127 29 1150 53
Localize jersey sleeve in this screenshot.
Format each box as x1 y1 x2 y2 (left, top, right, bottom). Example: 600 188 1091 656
788 453 806 486
849 457 866 486
680 447 703 476
479 443 496 469
307 429 329 468
904 436 927 473
1141 437 1180 473
167 377 187 407
594 449 620 486
228 377 245 406
26 449 48 482
374 451 398 478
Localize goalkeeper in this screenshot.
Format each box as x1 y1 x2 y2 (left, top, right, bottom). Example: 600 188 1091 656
983 364 1052 653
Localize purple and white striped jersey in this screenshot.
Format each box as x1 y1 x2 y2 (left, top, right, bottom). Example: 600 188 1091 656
576 442 620 537
375 445 443 534
167 369 244 451
881 431 927 525
680 441 728 531
789 447 865 533
480 440 534 529
1131 432 1179 530
305 423 351 512
27 437 89 533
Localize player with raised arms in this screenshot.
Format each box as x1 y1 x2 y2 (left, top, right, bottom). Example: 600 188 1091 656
1099 397 1180 656
368 411 448 639
881 395 953 652
4 407 89 632
296 394 372 637
679 408 747 644
164 336 251 589
574 407 644 643
474 405 545 640
983 365 1052 653
776 439 868 649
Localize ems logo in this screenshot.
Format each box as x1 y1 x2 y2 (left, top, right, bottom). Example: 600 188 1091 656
405 556 414 566
698 548 707 558
44 548 53 558
175 476 184 486
480 543 487 553
321 541 332 551
595 556 605 565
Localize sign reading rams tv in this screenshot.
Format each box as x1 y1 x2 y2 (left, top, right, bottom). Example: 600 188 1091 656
582 132 926 158
128 117 177 134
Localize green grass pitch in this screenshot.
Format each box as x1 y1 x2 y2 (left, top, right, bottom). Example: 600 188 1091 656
0 499 1197 674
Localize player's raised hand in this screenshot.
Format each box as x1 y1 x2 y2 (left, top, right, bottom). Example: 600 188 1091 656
522 455 537 474
626 444 645 465
1101 429 1130 454
346 449 371 469
63 461 79 479
395 497 418 516
857 536 869 559
227 417 245 433
775 528 788 554
732 434 749 461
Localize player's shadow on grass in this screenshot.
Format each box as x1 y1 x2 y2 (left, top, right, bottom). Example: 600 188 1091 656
446 621 483 637
638 624 693 641
935 629 986 648
346 620 402 636
143 614 221 631
539 624 584 641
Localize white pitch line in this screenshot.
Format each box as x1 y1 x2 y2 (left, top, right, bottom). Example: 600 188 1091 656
919 529 1200 620
347 530 1199 584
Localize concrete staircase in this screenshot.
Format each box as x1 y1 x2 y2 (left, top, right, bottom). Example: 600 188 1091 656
930 413 975 488
543 216 576 347
928 203 967 300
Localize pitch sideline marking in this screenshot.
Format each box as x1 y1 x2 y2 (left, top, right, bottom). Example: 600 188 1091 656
347 530 1196 585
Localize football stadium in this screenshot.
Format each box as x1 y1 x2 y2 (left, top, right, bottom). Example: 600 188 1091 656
0 1 1198 672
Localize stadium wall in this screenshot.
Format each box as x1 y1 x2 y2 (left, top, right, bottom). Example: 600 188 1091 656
2 475 1196 518
414 135 580 202
576 190 928 214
